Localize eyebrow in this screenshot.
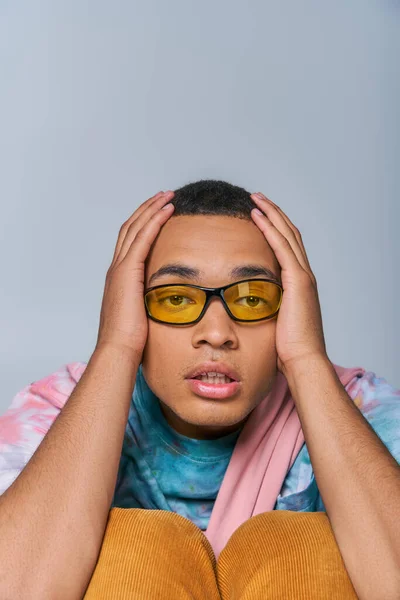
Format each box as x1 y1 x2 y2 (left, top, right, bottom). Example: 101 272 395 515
148 262 281 287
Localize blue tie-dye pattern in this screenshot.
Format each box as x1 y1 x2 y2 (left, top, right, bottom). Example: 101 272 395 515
111 365 400 529
111 364 242 528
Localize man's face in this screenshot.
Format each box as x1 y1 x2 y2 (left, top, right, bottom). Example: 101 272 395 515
142 215 281 440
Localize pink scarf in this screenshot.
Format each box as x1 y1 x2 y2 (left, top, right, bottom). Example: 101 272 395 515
204 363 366 559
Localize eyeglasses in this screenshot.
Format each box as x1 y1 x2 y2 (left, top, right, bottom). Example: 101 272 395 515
144 278 283 325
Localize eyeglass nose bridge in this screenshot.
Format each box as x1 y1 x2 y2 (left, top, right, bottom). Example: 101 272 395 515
196 285 235 321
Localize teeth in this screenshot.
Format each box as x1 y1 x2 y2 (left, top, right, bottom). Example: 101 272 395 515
197 373 233 384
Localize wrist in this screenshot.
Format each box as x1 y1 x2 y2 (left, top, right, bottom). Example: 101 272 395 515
93 342 142 369
281 352 332 384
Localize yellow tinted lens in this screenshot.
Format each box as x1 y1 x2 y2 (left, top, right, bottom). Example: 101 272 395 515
145 285 205 323
224 280 282 320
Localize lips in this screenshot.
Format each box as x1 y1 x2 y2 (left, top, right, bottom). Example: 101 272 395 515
186 377 240 399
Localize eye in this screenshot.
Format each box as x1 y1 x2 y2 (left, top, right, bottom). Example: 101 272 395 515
235 296 269 308
159 295 195 306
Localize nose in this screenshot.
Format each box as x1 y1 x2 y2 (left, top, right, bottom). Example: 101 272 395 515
191 296 237 348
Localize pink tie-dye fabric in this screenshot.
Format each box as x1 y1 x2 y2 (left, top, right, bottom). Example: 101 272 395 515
0 363 87 493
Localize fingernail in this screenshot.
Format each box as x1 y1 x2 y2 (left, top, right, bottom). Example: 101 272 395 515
161 203 173 210
253 208 263 216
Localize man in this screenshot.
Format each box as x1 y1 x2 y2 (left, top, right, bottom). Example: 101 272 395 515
0 180 399 598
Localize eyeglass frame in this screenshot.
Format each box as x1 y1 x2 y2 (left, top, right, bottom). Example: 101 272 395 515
144 278 284 326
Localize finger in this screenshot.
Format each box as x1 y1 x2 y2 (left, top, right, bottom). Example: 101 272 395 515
120 202 175 270
110 190 168 266
251 208 305 277
111 191 174 267
253 193 313 273
115 192 175 265
251 193 312 275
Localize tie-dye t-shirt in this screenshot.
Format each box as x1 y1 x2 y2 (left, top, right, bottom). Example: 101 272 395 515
0 362 399 531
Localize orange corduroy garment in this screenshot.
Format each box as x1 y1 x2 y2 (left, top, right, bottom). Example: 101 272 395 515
83 507 358 599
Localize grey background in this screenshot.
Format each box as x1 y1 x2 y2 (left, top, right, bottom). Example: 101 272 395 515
1 1 399 414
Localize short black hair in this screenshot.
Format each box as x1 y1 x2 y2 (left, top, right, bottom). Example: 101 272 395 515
171 179 254 221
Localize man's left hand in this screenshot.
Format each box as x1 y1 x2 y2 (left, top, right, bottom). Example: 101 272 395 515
250 192 329 376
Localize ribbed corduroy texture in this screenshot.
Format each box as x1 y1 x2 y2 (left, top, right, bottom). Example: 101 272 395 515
83 508 358 599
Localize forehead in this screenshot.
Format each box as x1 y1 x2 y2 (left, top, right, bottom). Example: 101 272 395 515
145 215 280 286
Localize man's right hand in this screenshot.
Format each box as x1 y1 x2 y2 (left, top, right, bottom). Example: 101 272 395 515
95 190 175 360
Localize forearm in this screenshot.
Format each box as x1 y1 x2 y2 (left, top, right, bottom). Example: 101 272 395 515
0 344 139 600
284 356 400 600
